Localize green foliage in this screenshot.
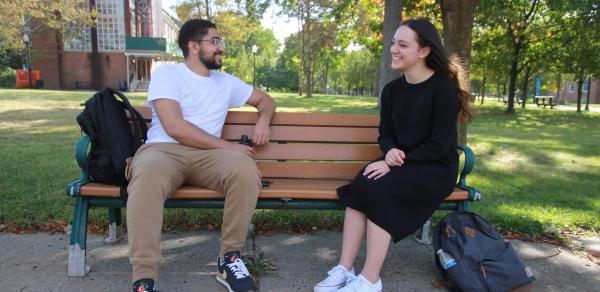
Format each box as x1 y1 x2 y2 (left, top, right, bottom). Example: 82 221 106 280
268 34 301 91
0 68 16 88
551 1 600 82
0 0 91 71
332 49 376 95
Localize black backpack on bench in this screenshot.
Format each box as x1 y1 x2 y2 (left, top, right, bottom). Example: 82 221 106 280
76 87 147 201
432 211 536 292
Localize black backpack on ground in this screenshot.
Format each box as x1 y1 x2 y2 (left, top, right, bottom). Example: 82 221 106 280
76 87 147 201
432 211 536 292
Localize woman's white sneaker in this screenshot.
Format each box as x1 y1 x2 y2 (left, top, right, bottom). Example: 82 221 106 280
336 274 382 292
313 265 356 292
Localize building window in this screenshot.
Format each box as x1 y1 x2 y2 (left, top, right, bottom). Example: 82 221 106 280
582 79 589 92
63 2 92 52
63 0 124 52
97 0 125 52
63 22 92 51
568 82 576 93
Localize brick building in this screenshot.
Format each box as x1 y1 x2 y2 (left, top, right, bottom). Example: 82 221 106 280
562 79 600 105
29 0 179 91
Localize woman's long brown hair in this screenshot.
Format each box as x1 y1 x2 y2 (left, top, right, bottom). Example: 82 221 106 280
403 19 473 123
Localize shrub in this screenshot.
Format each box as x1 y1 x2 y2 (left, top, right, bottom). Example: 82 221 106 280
0 67 16 88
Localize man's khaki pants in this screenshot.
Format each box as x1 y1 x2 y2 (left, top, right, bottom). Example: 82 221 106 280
125 143 261 282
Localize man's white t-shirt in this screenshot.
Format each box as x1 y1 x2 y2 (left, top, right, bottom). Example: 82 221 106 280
146 63 253 144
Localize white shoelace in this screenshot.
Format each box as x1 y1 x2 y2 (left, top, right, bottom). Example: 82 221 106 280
320 265 349 285
227 258 251 279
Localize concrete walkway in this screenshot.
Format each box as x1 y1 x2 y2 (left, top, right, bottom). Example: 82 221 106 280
0 231 598 291
555 105 600 112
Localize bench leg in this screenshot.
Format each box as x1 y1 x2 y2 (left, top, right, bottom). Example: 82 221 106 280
68 196 91 276
458 201 471 212
414 219 432 245
104 208 123 244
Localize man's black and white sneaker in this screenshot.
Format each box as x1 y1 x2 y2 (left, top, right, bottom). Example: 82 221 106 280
216 251 257 292
133 278 157 292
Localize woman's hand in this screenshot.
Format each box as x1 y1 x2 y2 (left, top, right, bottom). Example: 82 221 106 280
385 148 405 166
363 160 391 180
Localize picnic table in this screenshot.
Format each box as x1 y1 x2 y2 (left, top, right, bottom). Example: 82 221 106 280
534 96 555 109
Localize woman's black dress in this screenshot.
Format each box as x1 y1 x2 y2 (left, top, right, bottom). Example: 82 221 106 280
338 73 460 243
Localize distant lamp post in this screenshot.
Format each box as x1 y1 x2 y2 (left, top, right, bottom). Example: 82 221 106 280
252 44 258 87
23 34 32 88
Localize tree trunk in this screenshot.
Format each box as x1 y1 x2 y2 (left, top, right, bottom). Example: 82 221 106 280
507 49 519 113
374 62 381 98
576 78 583 113
520 66 531 109
304 0 313 98
297 4 304 96
555 74 562 104
585 77 591 111
496 79 501 100
89 0 102 90
480 75 486 105
440 0 479 145
204 0 211 20
377 0 403 107
55 30 64 88
322 60 329 93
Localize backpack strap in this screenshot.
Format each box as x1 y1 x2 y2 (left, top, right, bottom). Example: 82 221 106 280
109 88 148 143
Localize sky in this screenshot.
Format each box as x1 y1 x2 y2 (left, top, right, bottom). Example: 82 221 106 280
161 0 299 44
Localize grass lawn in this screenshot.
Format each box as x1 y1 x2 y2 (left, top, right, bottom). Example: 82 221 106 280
0 88 598 240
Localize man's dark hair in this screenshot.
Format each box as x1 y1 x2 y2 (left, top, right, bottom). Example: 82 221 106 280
178 19 217 58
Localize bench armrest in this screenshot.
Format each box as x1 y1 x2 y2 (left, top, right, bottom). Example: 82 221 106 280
65 136 92 197
457 144 481 201
457 144 475 184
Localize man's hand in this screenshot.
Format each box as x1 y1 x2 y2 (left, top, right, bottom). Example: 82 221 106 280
246 89 276 146
228 143 255 158
385 148 405 167
252 119 270 145
363 160 391 180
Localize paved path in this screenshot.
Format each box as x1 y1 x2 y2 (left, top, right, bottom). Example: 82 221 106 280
555 105 600 112
0 231 598 291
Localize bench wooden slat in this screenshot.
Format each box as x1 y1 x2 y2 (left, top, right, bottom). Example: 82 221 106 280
254 144 381 161
80 180 469 201
257 162 365 178
222 125 378 143
134 122 379 143
135 107 380 127
225 111 380 127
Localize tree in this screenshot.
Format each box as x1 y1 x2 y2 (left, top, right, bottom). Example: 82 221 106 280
439 0 479 144
269 33 301 91
278 0 361 98
0 0 91 69
234 0 271 23
341 49 376 96
377 0 402 104
478 0 546 114
550 0 600 112
175 0 228 21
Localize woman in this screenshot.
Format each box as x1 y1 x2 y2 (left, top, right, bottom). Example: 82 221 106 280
313 18 472 292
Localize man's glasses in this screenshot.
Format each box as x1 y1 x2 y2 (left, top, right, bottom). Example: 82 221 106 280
192 37 226 49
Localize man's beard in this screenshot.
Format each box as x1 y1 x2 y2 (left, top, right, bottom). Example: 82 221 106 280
199 49 222 70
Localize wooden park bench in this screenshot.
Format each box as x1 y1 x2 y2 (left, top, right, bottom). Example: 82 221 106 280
503 96 526 105
65 107 481 276
534 96 555 109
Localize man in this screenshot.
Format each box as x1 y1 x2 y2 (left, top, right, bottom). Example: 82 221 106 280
126 19 276 292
